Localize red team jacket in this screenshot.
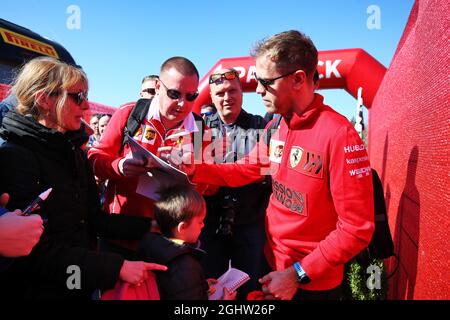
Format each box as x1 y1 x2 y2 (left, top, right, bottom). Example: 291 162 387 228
88 97 202 220
193 94 375 291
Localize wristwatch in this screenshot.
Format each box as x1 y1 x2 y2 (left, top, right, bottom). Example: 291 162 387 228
293 261 311 284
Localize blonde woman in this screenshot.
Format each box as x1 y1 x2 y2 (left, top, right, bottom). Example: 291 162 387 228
0 57 166 300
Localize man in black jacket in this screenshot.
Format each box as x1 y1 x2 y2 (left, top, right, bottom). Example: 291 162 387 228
200 68 271 299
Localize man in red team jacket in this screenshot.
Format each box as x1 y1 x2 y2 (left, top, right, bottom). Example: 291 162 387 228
88 57 205 256
191 30 375 300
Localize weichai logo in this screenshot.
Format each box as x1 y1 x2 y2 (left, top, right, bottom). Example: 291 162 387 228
0 27 59 59
349 166 371 178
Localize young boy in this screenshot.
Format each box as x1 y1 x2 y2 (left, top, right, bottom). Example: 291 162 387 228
139 185 235 300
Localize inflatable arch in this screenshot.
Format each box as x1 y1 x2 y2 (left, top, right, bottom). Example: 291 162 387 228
193 49 386 113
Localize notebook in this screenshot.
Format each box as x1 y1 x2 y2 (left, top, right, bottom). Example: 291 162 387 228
127 134 194 200
208 263 250 300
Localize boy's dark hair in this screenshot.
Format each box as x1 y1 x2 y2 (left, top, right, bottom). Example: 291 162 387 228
154 185 206 237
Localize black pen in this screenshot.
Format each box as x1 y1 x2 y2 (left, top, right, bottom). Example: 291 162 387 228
22 188 52 216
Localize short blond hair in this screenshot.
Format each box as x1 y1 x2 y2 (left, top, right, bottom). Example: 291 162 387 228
12 56 88 124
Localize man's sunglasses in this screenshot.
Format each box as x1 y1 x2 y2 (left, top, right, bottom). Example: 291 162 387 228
209 70 239 85
254 69 299 90
159 79 199 102
67 92 88 105
142 88 156 95
201 111 214 117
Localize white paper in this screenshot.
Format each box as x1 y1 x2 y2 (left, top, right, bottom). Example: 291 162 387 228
126 135 194 200
208 265 250 300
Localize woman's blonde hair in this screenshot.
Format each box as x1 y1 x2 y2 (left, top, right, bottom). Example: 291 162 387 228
12 56 88 124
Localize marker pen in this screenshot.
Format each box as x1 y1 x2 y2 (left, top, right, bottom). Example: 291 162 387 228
22 188 52 216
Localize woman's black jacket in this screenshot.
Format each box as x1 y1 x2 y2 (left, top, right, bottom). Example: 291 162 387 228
0 111 151 300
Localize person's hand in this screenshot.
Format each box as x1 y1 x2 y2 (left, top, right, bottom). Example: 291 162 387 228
0 193 44 257
157 146 195 176
259 267 298 300
0 193 10 207
119 260 167 286
207 278 218 296
223 287 237 300
118 156 148 177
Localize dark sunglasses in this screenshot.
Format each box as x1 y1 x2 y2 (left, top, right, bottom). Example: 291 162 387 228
159 79 199 102
209 70 239 85
67 91 88 105
142 88 156 95
201 111 214 117
254 69 299 90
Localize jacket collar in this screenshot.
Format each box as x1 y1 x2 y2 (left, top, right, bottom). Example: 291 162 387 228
1 109 88 151
140 232 205 265
285 93 324 130
147 95 199 134
207 108 253 130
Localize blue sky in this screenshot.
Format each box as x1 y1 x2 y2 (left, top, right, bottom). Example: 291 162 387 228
1 0 415 120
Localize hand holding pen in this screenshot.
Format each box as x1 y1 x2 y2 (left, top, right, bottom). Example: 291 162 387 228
0 193 45 258
21 188 52 225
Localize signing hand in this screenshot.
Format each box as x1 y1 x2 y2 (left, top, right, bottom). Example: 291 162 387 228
157 146 195 176
118 156 148 177
207 278 218 296
223 287 237 300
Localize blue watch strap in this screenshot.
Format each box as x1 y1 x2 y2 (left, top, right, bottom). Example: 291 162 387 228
293 261 304 273
293 261 310 284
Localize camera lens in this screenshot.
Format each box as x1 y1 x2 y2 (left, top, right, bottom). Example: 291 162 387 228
216 196 237 236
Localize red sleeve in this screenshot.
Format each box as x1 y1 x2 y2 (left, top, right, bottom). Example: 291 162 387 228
301 125 375 280
192 124 272 187
87 104 134 180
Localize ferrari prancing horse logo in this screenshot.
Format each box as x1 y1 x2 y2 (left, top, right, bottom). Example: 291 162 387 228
290 147 303 168
289 146 324 179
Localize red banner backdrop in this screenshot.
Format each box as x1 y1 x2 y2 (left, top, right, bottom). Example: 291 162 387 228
193 49 386 113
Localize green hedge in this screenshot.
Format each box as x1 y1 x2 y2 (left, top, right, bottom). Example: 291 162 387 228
341 257 388 300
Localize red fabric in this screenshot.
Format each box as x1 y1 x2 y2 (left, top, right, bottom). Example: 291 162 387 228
193 93 374 291
369 0 450 300
0 84 11 101
88 100 210 250
88 102 155 219
193 50 386 114
101 273 160 300
88 101 209 219
247 290 265 300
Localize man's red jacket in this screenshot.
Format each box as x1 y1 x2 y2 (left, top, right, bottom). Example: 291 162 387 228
88 99 204 220
193 94 374 291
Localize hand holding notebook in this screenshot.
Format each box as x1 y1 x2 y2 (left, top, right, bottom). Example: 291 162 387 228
208 261 250 300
